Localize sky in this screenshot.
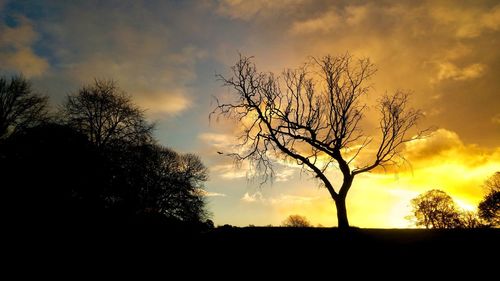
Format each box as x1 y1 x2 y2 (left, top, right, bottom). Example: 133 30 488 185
1 0 499 227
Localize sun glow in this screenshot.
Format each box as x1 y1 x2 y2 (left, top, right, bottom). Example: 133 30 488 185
211 128 499 227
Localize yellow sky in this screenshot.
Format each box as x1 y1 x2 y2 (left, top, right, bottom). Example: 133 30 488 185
206 127 499 227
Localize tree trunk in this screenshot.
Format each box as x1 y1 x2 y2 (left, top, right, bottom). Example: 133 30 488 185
335 196 349 229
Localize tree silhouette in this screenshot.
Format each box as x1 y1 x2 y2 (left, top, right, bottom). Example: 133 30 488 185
478 192 499 227
212 54 424 228
0 75 48 140
409 189 462 229
59 80 211 225
0 78 212 228
0 123 105 225
483 171 500 193
62 79 153 148
282 215 312 227
1 124 211 227
113 144 209 222
458 210 482 228
478 172 499 227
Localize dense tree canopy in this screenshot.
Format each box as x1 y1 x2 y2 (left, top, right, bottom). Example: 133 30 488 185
1 76 210 229
478 172 500 227
282 215 312 227
106 144 209 222
409 189 462 229
483 172 500 193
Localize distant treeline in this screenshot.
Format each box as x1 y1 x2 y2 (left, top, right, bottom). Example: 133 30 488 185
0 76 213 231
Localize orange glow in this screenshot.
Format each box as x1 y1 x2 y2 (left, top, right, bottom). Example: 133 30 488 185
214 129 499 227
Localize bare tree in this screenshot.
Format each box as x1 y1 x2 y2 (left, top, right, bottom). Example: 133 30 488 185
0 76 48 139
282 214 312 227
211 54 423 228
409 189 461 229
62 79 153 148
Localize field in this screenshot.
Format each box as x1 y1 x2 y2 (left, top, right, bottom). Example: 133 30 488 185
10 226 497 276
197 227 499 270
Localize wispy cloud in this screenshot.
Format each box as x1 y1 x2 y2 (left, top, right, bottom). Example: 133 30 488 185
241 191 264 203
1 2 207 116
199 133 234 150
137 90 191 117
216 0 306 21
241 192 317 205
199 190 227 197
491 114 500 125
435 62 485 81
430 4 500 38
290 10 340 34
275 168 295 182
211 164 248 179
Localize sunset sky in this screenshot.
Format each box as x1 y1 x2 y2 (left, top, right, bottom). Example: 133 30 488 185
1 0 499 227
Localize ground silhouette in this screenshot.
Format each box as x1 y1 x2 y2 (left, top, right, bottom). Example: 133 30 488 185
14 225 497 274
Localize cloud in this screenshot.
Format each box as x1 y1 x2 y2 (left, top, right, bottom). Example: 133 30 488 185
199 132 234 149
289 4 372 35
231 128 500 227
60 42 203 116
207 0 500 227
2 48 49 77
199 190 227 197
209 161 294 182
361 129 500 209
271 194 317 205
0 17 37 47
11 2 207 116
435 62 485 81
211 164 248 179
402 128 498 169
4 0 499 228
241 191 316 205
403 129 464 161
0 0 6 11
0 16 48 77
275 168 295 182
345 4 369 26
241 191 263 203
430 4 500 38
220 1 499 227
216 0 306 21
492 114 500 125
290 10 340 34
136 90 191 117
213 0 500 148
202 130 301 182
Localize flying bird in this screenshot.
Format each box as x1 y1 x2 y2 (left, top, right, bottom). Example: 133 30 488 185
217 151 224 155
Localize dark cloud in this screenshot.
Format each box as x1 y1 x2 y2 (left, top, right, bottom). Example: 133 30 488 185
1 1 211 116
215 0 500 147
